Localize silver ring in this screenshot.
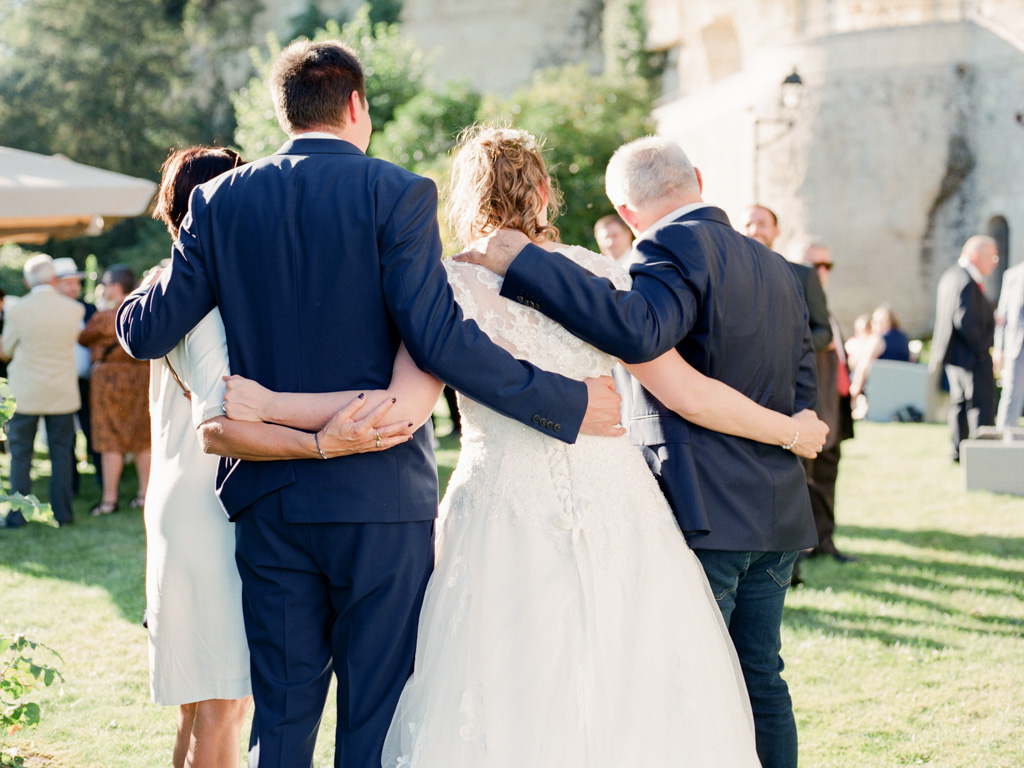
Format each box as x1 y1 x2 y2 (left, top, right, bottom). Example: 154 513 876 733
375 430 381 449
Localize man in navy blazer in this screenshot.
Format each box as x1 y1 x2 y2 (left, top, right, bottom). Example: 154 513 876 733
461 137 818 768
117 41 620 768
931 235 998 461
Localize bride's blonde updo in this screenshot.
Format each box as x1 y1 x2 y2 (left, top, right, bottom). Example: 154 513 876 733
446 126 563 248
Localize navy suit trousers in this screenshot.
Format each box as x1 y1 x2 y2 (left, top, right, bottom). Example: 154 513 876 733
235 492 434 768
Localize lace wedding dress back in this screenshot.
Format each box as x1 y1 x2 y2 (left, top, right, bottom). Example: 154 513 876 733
383 245 760 768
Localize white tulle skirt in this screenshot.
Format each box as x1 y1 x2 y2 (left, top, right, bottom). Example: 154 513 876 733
383 406 761 767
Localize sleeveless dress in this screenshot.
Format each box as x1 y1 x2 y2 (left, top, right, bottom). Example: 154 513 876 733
382 246 761 767
145 310 250 705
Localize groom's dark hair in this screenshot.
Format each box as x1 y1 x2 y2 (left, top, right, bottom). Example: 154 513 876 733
270 40 366 134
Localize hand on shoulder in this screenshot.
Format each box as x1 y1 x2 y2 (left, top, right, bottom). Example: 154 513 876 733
453 229 530 277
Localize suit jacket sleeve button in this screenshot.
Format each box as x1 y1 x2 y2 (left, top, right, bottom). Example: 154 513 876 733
554 424 561 432
532 414 540 424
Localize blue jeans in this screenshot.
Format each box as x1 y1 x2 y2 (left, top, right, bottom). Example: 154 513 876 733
694 549 799 768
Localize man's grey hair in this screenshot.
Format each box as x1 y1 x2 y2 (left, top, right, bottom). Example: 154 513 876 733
23 254 56 288
605 136 700 211
960 234 996 260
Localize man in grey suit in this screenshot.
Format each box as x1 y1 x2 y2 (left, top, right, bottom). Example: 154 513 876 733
995 260 1024 429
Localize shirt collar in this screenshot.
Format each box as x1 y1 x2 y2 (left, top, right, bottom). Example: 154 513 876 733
640 202 713 240
959 258 984 285
293 131 344 141
30 284 56 294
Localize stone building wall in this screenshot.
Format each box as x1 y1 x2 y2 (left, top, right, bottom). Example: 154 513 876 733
648 0 1024 337
400 0 603 95
249 0 603 96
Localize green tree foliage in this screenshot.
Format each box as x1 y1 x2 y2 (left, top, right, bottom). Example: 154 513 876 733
232 6 428 160
181 0 264 144
602 0 665 86
482 65 654 249
0 0 198 179
375 81 482 177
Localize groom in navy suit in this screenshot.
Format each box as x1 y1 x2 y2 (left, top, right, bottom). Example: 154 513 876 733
117 41 620 768
461 137 818 768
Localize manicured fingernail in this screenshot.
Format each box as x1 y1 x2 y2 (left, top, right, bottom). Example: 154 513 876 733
358 393 365 399
408 422 413 427
391 397 397 404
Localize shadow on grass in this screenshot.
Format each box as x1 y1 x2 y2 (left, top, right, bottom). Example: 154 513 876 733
784 604 952 649
786 524 1024 647
1 452 148 623
2 431 465 625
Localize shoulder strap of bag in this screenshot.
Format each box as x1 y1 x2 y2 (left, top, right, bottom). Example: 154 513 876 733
163 357 192 400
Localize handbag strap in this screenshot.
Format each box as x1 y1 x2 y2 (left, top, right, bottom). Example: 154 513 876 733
163 357 192 401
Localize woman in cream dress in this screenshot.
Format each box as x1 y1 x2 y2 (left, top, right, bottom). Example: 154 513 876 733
146 147 252 768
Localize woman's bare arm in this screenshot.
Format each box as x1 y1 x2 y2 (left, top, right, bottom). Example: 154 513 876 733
223 342 444 432
199 394 414 460
849 334 885 399
624 350 828 458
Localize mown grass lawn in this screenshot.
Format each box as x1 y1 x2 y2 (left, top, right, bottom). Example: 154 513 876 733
1 421 1021 767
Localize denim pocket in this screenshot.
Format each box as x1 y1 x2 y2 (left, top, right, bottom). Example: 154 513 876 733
767 550 799 588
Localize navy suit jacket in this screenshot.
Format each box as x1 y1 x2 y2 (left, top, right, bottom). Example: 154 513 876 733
117 138 587 522
501 206 817 552
790 262 833 353
932 264 995 371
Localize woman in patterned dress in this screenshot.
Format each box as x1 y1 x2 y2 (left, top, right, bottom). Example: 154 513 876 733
79 265 151 515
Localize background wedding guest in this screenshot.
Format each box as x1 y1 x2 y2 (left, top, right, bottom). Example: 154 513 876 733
744 204 832 352
931 235 998 462
79 265 151 515
800 239 856 563
593 212 632 266
845 314 872 371
994 259 1024 429
849 305 913 401
53 257 100 494
0 254 84 528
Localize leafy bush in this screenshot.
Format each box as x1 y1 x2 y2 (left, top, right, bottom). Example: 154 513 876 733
0 384 62 767
375 81 482 177
233 6 429 160
0 635 64 767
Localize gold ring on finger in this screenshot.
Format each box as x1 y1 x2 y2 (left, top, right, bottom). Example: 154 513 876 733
375 429 381 449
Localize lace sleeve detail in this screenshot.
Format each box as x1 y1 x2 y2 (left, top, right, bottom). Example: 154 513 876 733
553 245 632 291
444 260 535 358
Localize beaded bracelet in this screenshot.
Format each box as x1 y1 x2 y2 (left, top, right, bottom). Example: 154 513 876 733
781 430 799 451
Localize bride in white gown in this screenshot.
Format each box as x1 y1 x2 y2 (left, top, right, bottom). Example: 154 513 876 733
377 127 826 767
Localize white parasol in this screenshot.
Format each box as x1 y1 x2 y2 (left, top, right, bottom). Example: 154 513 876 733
0 146 157 244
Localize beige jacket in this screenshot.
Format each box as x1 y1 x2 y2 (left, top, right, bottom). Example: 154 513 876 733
2 285 85 414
